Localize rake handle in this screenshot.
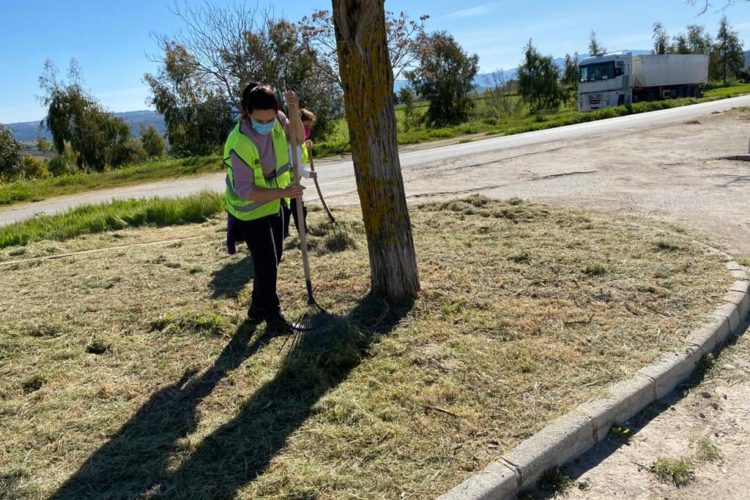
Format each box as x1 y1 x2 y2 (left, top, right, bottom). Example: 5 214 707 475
306 142 336 224
290 137 315 304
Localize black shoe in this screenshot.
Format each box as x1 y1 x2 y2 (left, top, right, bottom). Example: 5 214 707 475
247 304 265 323
266 311 293 334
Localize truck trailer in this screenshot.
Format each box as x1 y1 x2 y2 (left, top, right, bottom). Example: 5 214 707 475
578 52 709 111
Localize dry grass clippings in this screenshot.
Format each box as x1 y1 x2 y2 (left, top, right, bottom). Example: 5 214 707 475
0 196 731 498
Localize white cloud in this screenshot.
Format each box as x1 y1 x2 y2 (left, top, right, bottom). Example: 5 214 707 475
444 2 501 19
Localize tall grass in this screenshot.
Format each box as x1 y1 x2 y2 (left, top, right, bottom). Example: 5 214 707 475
0 191 223 248
0 155 220 205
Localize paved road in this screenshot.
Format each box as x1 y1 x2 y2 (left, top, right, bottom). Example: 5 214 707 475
2 95 750 254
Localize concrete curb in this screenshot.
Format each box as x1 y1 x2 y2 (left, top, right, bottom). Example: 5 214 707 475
440 260 750 500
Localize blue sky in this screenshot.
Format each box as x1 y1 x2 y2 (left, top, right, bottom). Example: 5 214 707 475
1 0 749 123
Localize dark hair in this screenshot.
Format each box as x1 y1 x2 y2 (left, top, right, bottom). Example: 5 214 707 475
241 83 278 116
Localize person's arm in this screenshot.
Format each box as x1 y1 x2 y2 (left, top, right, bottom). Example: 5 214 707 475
230 152 305 201
283 91 305 147
247 185 305 201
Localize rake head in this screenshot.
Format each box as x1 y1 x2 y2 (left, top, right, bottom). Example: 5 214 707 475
277 286 334 353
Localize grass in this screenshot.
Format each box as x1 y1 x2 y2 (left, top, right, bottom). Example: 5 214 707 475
318 82 750 153
536 466 574 496
0 196 732 498
695 437 722 463
2 84 749 208
0 155 220 206
651 457 695 487
0 191 223 249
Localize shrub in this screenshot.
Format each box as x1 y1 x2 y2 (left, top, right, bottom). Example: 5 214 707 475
0 124 22 178
19 155 51 179
48 154 77 177
140 125 166 158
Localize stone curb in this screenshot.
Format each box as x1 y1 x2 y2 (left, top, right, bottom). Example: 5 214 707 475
440 260 749 500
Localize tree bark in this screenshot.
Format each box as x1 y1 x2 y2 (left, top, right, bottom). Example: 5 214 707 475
331 0 420 302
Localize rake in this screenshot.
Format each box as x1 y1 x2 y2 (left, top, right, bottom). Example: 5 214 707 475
306 142 336 224
286 121 332 337
304 140 356 252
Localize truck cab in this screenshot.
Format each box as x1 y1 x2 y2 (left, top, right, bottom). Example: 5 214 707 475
578 53 633 111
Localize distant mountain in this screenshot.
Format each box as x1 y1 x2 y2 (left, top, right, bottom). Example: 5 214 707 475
474 54 594 91
5 110 166 143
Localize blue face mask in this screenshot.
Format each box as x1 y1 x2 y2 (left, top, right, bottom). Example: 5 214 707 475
251 118 275 135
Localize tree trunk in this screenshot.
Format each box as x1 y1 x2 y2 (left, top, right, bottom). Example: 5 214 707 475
331 0 420 302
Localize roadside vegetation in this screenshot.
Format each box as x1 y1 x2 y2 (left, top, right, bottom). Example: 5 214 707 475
2 81 748 207
0 196 731 498
0 191 221 248
0 155 218 205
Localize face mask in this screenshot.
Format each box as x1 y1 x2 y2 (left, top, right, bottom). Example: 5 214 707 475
251 118 275 135
303 125 312 139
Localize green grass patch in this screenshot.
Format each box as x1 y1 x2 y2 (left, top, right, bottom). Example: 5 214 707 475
0 191 223 248
651 457 695 487
695 437 722 463
0 196 731 498
0 155 220 206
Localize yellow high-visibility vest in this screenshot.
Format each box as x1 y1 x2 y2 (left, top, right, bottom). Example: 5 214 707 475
223 120 291 220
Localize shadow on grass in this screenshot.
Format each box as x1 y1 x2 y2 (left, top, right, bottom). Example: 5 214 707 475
53 294 412 499
208 255 254 299
51 320 266 499
154 294 412 498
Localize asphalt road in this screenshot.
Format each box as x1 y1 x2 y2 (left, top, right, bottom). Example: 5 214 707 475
2 95 749 254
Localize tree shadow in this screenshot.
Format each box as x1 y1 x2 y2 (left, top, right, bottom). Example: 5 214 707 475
209 255 254 299
52 320 270 499
153 293 413 498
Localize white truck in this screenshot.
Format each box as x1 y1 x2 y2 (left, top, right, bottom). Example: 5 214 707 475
577 52 709 111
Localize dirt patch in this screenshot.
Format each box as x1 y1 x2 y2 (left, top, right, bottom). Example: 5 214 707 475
0 197 732 498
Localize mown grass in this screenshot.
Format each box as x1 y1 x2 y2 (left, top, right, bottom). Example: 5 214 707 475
2 83 747 208
0 191 222 248
0 196 731 498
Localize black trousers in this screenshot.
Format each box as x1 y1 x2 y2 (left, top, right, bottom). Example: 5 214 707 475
233 211 285 314
283 199 308 238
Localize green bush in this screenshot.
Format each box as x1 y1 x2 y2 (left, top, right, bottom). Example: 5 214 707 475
48 154 77 177
116 138 149 166
19 156 51 179
0 124 22 178
140 125 166 158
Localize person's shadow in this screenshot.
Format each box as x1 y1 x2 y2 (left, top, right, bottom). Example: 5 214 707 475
52 294 412 499
51 320 268 499
209 255 254 299
153 294 411 498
